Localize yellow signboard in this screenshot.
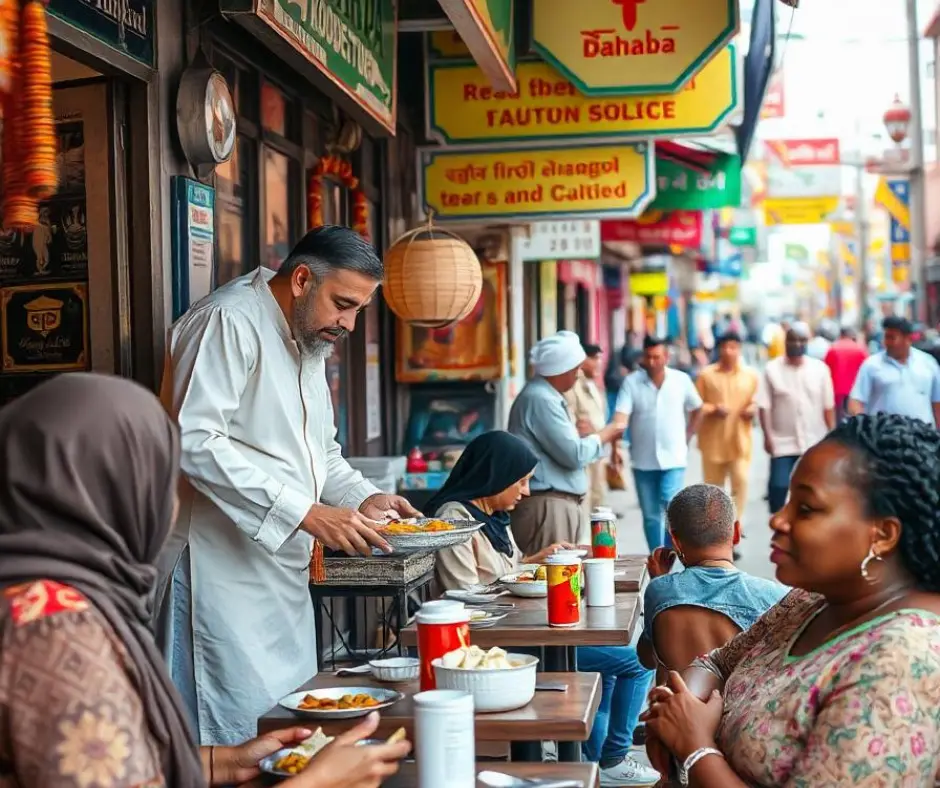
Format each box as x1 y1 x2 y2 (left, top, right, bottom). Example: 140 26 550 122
419 142 655 222
426 46 737 145
631 271 669 297
764 197 840 226
531 0 739 95
434 1 516 92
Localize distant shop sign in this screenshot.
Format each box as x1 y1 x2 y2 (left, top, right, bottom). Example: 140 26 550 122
223 0 398 134
47 0 154 67
602 210 703 248
418 142 655 222
531 0 738 95
520 221 601 261
426 45 737 146
651 154 741 211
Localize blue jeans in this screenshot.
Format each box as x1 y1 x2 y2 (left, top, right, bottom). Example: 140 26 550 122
632 468 686 550
579 646 653 765
768 455 800 514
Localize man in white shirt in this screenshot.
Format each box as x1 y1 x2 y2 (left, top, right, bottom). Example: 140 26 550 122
757 322 836 514
613 337 703 551
156 226 418 745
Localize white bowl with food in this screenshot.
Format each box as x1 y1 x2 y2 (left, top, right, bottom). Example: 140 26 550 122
368 656 420 683
498 566 548 598
278 686 404 719
432 646 539 712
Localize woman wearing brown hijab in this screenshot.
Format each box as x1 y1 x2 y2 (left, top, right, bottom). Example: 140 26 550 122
0 374 409 787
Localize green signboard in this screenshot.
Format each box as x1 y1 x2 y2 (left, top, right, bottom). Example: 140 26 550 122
228 0 398 134
651 155 742 212
47 0 154 67
728 226 757 247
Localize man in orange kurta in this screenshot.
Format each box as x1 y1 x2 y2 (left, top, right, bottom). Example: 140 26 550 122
695 332 759 526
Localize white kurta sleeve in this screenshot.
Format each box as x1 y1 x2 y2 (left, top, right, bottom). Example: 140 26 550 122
320 432 380 509
168 305 316 554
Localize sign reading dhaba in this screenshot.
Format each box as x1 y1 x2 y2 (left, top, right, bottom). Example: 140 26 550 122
426 45 737 145
531 0 738 95
223 0 397 134
419 142 654 222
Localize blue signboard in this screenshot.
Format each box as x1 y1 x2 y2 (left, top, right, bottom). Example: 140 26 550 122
887 180 911 279
170 177 215 319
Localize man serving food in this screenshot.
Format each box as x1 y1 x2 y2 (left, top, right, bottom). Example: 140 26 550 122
157 226 418 745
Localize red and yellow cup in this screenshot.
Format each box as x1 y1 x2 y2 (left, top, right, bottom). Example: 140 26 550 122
415 600 470 691
545 554 582 627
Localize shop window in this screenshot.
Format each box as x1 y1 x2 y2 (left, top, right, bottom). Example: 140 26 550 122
215 135 254 286
261 81 290 138
262 146 295 271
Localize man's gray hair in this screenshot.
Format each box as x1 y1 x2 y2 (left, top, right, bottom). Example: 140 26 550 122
276 224 383 282
666 484 736 548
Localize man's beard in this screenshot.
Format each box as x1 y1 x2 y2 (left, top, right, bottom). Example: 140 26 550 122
292 290 348 361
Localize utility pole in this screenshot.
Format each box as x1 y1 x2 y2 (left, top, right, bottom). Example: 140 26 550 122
906 0 928 322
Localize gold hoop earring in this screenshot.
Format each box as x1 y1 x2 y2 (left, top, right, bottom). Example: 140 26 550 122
860 546 884 584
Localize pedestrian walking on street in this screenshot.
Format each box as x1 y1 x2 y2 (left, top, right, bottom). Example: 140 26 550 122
508 331 623 554
565 342 611 518
758 323 835 514
848 316 940 427
613 337 703 551
694 332 759 529
824 326 868 422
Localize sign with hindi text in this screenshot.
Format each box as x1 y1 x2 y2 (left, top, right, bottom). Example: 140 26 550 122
601 210 703 248
531 0 738 95
419 142 655 222
651 154 741 211
425 45 737 146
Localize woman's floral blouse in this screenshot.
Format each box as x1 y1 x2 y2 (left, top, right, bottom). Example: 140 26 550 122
0 580 164 787
695 588 940 787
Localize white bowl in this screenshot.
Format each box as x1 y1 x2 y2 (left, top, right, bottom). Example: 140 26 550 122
498 572 547 598
368 657 420 683
431 653 539 712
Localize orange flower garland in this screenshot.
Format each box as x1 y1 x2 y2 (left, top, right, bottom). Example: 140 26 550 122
0 0 16 95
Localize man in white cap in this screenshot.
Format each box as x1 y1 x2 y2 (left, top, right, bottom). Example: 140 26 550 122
508 331 624 553
758 321 835 514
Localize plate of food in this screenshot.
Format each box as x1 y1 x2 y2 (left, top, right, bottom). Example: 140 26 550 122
376 518 483 551
259 727 407 778
278 687 404 720
469 608 509 629
498 566 548 598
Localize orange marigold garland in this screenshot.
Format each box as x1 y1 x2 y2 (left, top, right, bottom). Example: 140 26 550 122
18 0 57 199
0 0 17 95
307 154 371 583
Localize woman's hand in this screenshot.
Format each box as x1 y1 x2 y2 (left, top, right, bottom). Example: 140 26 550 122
647 547 677 579
640 671 724 762
645 728 672 776
286 712 412 788
524 542 575 564
211 726 315 785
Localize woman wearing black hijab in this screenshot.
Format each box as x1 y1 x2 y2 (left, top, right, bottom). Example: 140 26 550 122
427 431 574 591
0 374 409 787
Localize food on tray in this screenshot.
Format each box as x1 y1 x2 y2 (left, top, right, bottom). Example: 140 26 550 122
441 645 517 670
381 518 456 534
297 692 382 711
509 566 546 582
273 728 333 774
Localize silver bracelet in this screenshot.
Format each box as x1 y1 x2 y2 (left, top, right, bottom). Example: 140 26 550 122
679 747 724 785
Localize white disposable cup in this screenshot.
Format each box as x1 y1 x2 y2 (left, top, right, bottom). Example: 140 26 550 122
583 558 616 607
414 689 475 788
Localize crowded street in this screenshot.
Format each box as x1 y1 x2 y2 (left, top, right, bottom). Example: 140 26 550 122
3 0 940 787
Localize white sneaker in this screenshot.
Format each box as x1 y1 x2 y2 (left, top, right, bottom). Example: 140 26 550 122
599 755 661 787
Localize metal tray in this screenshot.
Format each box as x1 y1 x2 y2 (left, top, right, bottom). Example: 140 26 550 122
278 686 404 720
378 518 483 551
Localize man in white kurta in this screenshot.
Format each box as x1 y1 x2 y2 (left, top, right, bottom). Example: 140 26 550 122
156 226 416 745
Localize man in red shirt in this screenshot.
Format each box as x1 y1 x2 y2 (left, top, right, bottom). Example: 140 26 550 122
824 327 868 421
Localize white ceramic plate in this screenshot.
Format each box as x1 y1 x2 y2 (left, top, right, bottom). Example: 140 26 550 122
469 610 509 629
498 572 548 598
259 740 386 778
278 687 404 720
443 587 507 604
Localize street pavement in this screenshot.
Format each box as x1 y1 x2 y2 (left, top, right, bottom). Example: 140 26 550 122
610 435 777 581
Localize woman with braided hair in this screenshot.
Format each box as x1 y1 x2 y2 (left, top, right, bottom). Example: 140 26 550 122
640 413 940 787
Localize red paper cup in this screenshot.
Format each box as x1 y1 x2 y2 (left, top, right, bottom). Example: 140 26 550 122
415 600 471 691
546 555 582 627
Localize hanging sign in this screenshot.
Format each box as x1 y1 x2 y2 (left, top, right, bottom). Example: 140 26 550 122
531 0 739 96
520 221 601 261
651 154 741 211
434 0 515 92
426 45 737 146
47 0 155 68
602 210 703 248
882 178 911 284
418 142 655 222
222 0 397 135
764 197 840 226
764 138 841 199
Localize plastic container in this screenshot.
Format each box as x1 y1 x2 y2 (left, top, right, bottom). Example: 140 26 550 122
591 508 618 559
415 600 471 691
414 690 475 788
545 554 582 627
583 558 616 607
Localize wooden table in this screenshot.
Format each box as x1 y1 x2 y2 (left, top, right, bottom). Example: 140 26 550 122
614 555 648 593
239 762 599 787
257 672 601 763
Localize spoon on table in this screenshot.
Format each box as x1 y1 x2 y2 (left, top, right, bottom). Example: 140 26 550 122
477 771 584 788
